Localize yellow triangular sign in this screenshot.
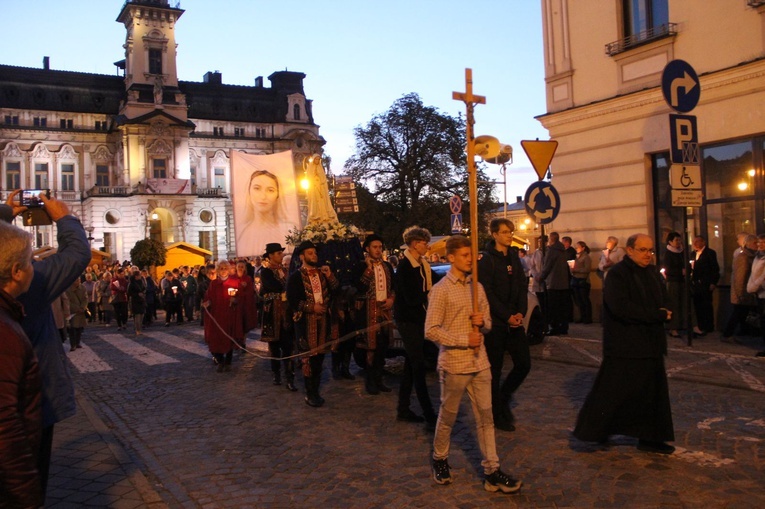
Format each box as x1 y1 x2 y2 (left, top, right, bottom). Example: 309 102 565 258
521 140 559 180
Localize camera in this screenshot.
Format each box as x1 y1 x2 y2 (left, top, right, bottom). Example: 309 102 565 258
21 189 50 208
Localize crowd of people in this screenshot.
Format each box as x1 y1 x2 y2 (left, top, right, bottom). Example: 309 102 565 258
6 183 765 504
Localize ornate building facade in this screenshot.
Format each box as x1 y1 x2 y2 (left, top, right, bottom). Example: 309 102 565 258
0 0 323 261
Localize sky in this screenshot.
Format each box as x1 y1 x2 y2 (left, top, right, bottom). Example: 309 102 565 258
2 0 549 204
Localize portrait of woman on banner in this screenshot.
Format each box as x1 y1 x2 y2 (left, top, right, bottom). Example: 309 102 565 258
232 150 300 258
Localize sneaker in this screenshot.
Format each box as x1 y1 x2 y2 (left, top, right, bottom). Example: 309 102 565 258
756 351 765 357
484 469 522 494
432 458 452 485
637 440 675 454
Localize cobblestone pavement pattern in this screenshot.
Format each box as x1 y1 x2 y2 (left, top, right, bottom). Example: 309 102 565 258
46 322 765 508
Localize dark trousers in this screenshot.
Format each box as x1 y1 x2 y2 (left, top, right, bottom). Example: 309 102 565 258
484 325 530 420
396 320 436 418
183 295 195 321
113 301 128 327
571 278 592 323
546 289 570 333
723 304 756 337
267 330 294 375
693 288 715 332
39 424 54 499
165 301 182 323
87 302 97 322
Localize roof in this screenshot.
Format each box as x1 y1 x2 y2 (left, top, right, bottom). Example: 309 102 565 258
165 241 212 256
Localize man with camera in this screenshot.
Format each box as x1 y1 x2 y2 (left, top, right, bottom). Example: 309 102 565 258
2 189 91 500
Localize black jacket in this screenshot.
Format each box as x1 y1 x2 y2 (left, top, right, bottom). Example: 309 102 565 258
393 253 436 324
691 247 720 289
603 256 669 359
540 241 570 290
477 241 528 325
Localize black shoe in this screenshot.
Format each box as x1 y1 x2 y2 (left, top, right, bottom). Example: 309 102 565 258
273 373 282 385
286 380 298 392
376 377 392 392
305 394 323 407
637 440 675 455
340 369 356 380
397 409 425 423
164 322 170 327
756 351 765 357
365 378 380 395
494 418 516 432
432 458 452 485
484 469 522 494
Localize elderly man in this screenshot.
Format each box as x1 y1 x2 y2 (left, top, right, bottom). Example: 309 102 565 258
574 234 675 454
0 220 43 508
2 190 90 500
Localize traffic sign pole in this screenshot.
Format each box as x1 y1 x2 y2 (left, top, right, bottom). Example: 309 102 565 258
662 59 702 346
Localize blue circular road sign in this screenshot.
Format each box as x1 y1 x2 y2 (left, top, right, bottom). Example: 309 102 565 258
524 181 560 225
661 60 700 113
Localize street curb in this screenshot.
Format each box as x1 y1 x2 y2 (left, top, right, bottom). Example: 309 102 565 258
75 389 169 508
531 335 765 393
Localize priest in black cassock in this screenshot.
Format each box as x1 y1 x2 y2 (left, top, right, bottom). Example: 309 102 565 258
573 233 675 454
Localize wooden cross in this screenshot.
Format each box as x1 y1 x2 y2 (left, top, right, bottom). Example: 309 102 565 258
453 68 485 334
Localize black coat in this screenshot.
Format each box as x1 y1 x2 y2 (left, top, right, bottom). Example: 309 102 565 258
602 256 669 359
393 254 436 324
477 241 528 325
691 247 720 289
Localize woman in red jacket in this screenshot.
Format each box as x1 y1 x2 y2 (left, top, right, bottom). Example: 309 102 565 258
202 260 243 372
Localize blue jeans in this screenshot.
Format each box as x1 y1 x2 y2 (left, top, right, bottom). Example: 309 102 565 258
432 368 499 475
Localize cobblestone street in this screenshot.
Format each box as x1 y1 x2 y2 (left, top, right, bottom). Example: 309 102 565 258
47 322 765 508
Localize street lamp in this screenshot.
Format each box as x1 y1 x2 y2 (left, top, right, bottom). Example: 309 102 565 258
482 144 513 218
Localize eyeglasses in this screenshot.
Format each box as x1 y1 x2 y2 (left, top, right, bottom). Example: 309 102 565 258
633 247 655 255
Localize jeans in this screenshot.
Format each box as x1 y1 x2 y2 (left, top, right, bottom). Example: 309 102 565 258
432 368 499 475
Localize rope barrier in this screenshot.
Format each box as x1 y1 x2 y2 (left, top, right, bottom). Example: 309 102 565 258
200 305 393 361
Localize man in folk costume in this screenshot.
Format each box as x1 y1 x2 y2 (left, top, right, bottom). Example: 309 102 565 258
259 243 298 392
353 234 395 395
287 241 339 407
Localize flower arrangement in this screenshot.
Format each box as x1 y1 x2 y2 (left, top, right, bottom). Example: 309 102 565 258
285 219 362 246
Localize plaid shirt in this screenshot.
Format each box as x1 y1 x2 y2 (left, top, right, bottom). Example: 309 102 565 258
425 269 492 374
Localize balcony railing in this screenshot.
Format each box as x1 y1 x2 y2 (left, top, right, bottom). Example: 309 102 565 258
196 187 226 197
85 186 132 198
605 23 677 56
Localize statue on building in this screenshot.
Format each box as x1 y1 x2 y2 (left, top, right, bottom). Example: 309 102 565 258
153 76 163 105
303 154 338 224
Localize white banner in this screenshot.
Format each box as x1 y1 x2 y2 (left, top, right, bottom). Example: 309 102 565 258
231 150 301 257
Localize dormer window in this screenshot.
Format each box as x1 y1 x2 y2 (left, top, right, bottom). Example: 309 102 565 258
293 104 301 120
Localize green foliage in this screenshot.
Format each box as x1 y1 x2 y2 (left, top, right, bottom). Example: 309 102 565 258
130 238 166 269
342 92 496 247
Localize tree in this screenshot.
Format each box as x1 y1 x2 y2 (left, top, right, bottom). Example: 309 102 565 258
344 93 495 243
130 238 166 270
